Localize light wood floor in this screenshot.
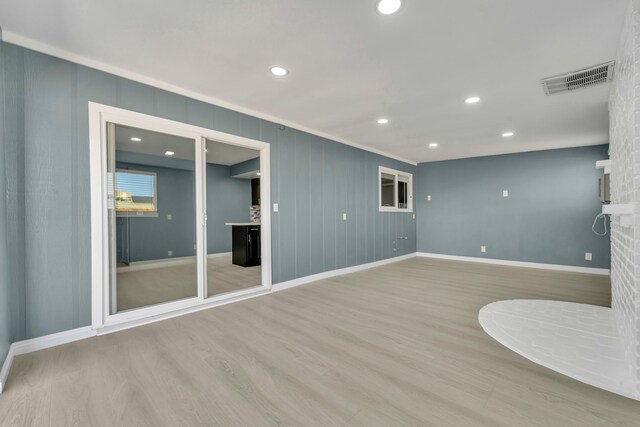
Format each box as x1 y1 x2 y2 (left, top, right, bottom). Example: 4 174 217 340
117 255 261 311
2 258 640 426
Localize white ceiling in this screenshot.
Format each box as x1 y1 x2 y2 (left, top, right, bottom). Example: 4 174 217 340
115 125 259 166
0 0 626 163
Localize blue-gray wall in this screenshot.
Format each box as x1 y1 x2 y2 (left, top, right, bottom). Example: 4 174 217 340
0 31 11 368
230 157 260 177
206 163 252 254
416 145 610 268
1 41 416 340
115 160 251 262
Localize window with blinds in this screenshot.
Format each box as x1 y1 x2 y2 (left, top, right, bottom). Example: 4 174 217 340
115 169 158 216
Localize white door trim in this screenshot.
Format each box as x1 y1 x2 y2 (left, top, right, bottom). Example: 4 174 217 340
89 102 272 330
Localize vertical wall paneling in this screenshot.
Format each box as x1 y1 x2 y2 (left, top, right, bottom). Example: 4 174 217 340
3 44 416 339
294 130 311 278
0 35 12 365
415 145 610 268
309 136 324 275
3 42 27 344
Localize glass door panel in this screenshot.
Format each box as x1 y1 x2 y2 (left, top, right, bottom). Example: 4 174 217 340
204 139 262 297
107 123 199 313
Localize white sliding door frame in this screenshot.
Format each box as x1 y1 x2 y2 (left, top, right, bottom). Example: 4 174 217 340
89 102 272 330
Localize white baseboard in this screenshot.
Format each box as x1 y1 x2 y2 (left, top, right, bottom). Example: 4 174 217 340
0 345 15 394
272 253 417 292
207 252 232 259
117 252 231 272
0 326 96 394
416 252 610 275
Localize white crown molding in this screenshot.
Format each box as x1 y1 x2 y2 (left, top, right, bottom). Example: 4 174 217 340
417 252 610 275
1 30 417 166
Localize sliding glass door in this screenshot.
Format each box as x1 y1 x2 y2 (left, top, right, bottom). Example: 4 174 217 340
106 122 199 314
92 103 270 327
203 139 263 298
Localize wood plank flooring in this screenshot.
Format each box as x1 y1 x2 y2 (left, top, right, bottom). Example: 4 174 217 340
116 255 261 311
2 257 640 426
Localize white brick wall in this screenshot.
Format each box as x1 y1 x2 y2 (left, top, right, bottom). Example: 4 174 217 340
609 0 640 396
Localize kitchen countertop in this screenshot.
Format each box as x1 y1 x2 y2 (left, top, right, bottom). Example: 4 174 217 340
225 222 261 226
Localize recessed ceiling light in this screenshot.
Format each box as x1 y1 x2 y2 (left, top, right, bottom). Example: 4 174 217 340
465 96 481 104
377 0 402 15
130 137 142 142
502 132 515 137
428 142 438 148
165 151 175 156
270 66 288 77
377 118 389 125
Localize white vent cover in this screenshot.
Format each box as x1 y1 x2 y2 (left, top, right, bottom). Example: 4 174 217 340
541 61 615 95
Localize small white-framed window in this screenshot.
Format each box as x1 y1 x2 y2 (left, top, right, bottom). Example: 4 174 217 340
379 166 413 212
115 169 158 217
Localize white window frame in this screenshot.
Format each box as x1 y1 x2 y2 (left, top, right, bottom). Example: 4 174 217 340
115 168 159 218
378 166 413 212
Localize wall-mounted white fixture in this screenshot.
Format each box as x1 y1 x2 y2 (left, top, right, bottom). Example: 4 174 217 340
256 172 261 176
343 213 347 221
585 252 592 261
465 96 480 104
502 190 509 197
427 195 431 200
481 246 487 253
273 203 279 212
377 118 389 125
167 214 172 220
270 66 288 77
502 132 514 137
602 203 637 226
428 142 438 148
596 159 611 174
164 151 175 156
130 137 142 142
377 0 402 15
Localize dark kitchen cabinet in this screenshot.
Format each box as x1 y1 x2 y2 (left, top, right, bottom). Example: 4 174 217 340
251 178 260 206
232 225 261 267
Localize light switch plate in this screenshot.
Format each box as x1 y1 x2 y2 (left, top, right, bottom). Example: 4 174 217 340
502 190 509 197
168 250 173 256
167 214 172 220
585 252 592 261
481 246 487 253
273 203 279 212
413 214 416 219
427 195 431 201
343 213 347 221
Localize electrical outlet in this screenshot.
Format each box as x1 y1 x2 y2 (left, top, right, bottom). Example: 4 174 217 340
427 195 431 201
481 246 487 253
502 190 509 197
168 250 173 257
273 203 279 212
585 252 592 261
342 213 347 221
412 214 416 219
167 214 172 220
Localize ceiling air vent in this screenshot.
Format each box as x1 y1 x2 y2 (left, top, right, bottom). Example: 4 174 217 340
540 61 615 95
